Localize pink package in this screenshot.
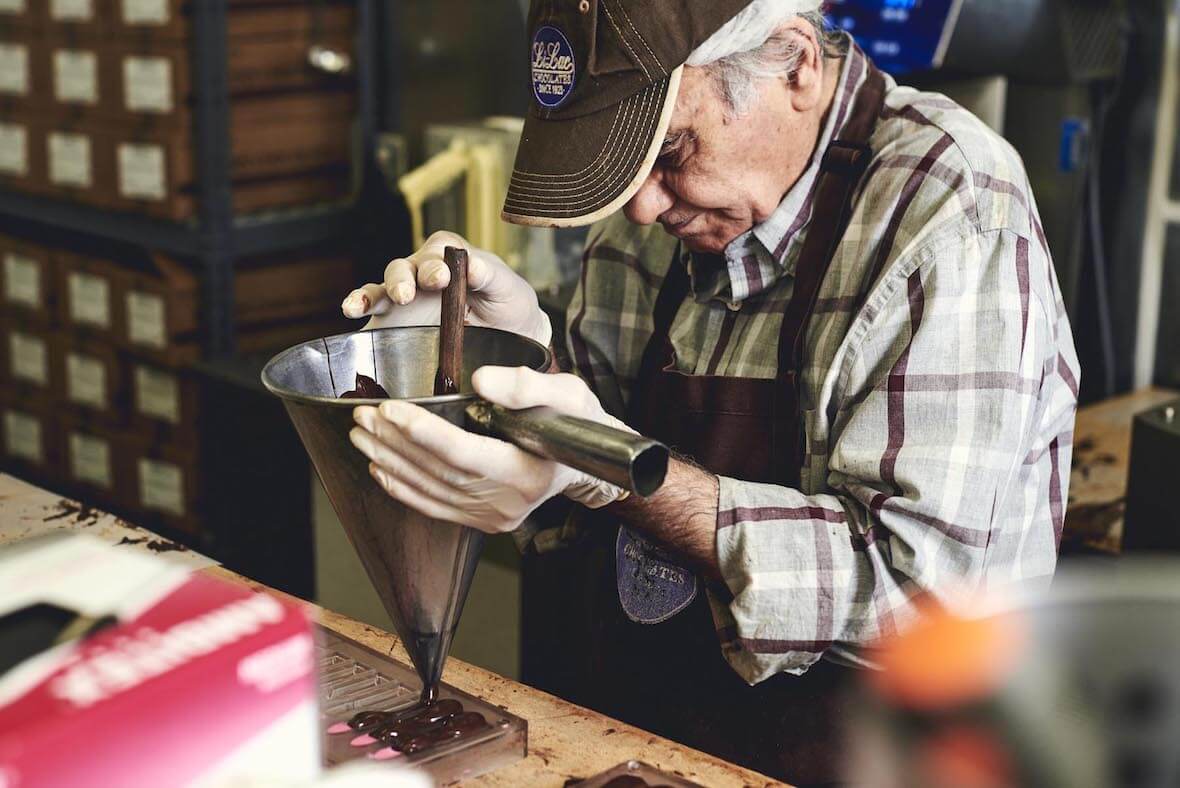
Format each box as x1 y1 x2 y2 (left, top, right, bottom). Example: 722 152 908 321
0 534 321 787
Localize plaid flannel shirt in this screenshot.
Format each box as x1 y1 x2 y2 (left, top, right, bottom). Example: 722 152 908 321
565 41 1080 684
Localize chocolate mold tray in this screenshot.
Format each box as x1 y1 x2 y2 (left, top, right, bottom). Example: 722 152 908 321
573 760 705 787
317 627 527 783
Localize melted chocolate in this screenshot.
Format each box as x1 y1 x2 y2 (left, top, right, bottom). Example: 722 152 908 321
347 709 393 732
401 711 490 754
339 373 390 399
348 698 489 755
600 777 651 788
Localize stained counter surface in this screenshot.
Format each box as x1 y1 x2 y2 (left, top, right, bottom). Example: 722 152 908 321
0 473 781 788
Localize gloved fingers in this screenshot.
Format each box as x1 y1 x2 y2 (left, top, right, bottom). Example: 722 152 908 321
415 248 492 295
353 407 482 492
358 400 526 490
356 421 536 530
416 257 451 291
354 414 472 493
413 230 471 292
366 462 498 531
383 257 418 305
418 252 493 293
420 229 469 254
376 400 546 486
419 230 501 295
472 366 599 418
342 283 392 318
466 254 493 291
361 291 442 331
350 422 474 502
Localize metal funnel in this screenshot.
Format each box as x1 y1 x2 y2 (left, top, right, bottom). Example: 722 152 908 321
261 326 550 697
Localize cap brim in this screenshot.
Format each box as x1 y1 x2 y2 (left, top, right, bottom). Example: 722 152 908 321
502 66 683 228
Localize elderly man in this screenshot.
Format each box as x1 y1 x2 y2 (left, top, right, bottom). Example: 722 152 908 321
343 0 1079 782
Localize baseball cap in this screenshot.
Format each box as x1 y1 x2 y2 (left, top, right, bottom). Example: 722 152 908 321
502 0 755 228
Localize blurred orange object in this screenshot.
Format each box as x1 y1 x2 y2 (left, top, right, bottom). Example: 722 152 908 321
869 604 1028 710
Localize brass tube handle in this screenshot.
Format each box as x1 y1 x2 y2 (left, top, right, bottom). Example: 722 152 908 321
465 401 669 497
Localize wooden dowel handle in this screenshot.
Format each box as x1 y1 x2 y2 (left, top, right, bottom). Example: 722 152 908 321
434 246 468 395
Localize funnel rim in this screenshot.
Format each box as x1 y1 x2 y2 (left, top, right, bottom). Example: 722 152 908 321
260 325 552 407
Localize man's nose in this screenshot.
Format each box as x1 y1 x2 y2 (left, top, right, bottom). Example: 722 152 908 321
623 169 674 226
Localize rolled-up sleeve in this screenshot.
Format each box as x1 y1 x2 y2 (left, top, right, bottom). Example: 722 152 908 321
710 225 1079 684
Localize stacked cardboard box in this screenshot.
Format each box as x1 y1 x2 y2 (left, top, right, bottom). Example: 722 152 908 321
0 232 356 536
0 0 357 219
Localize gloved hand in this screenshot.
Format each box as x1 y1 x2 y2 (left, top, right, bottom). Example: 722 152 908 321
341 230 552 347
349 366 630 534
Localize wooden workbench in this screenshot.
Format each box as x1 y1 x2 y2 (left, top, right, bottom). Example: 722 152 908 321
1064 387 1178 555
0 473 779 788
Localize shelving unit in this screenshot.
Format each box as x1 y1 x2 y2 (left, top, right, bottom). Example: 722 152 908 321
0 0 379 356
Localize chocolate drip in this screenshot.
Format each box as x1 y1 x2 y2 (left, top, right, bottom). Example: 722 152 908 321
339 373 390 399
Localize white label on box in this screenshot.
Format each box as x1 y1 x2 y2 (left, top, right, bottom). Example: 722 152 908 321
139 458 184 515
70 432 111 488
0 123 26 176
124 57 173 113
68 271 111 328
4 252 40 307
53 50 98 104
9 332 47 385
67 352 107 409
50 0 94 21
118 144 166 201
49 132 93 188
4 410 42 462
121 0 169 24
0 1 28 15
134 365 179 423
0 44 29 95
126 290 167 348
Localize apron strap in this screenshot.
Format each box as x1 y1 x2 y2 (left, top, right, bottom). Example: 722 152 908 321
771 64 886 482
629 244 693 423
776 64 887 382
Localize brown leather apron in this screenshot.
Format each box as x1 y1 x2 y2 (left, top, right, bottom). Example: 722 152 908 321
585 65 886 786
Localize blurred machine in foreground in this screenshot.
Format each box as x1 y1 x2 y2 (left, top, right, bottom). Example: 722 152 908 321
854 559 1180 788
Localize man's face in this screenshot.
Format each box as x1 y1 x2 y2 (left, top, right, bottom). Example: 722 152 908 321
623 33 828 254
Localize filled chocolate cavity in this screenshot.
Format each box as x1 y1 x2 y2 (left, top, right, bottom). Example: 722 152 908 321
347 698 490 755
339 373 390 399
347 709 392 732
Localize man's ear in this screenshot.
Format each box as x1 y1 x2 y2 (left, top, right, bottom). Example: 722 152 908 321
784 19 824 112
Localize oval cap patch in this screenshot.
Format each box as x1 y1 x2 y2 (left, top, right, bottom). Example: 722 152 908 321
531 25 576 109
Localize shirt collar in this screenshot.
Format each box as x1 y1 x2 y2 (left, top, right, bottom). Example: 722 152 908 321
688 37 869 305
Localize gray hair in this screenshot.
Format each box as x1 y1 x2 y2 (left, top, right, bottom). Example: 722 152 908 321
686 3 846 118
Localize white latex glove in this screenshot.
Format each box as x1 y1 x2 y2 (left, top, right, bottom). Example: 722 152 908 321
348 366 630 534
341 230 552 347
